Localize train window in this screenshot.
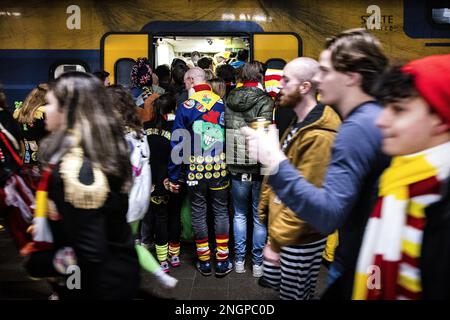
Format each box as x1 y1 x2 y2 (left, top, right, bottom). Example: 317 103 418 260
432 7 450 25
404 0 450 38
53 64 87 79
115 58 135 87
265 58 286 70
427 0 450 31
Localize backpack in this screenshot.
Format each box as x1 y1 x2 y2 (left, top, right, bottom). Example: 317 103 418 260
125 130 151 223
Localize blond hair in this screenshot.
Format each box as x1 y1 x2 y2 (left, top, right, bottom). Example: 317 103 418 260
207 78 226 99
14 83 48 124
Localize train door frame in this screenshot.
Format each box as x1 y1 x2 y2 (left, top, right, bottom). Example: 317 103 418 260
100 29 303 84
100 31 152 84
250 32 303 63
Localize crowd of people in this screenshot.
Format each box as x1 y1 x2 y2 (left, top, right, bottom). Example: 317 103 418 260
0 29 449 300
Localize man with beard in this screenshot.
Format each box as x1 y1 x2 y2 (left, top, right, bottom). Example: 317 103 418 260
242 29 390 299
257 57 341 299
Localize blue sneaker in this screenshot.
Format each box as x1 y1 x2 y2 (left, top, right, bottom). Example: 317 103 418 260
196 260 212 276
215 260 233 278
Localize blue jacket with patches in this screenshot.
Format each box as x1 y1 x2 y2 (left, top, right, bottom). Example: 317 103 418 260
168 84 228 185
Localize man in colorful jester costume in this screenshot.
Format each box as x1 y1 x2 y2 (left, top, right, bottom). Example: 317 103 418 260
167 67 233 277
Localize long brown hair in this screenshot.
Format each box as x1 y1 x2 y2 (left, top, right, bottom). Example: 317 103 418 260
153 93 176 130
14 83 48 124
39 72 131 185
106 85 143 138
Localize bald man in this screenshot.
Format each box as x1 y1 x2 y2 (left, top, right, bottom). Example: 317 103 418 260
257 57 341 300
167 67 233 278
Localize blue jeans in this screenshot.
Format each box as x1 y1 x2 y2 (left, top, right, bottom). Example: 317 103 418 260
231 178 267 266
327 262 343 288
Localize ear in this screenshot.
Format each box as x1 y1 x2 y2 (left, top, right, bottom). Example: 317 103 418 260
431 115 450 135
299 81 312 95
345 72 362 87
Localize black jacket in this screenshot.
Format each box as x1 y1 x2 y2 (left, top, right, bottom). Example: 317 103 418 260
145 117 174 196
26 158 140 299
421 179 450 299
225 86 274 174
0 108 22 186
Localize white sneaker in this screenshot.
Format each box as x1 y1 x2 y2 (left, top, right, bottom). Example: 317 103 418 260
235 260 246 273
252 264 263 278
48 292 59 300
154 268 178 289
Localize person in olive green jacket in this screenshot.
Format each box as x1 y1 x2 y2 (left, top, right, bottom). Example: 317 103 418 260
257 57 341 300
225 61 274 277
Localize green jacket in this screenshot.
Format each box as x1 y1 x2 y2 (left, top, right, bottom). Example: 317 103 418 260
225 86 274 175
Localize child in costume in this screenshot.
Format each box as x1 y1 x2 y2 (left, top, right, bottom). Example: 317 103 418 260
107 85 177 288
144 93 182 272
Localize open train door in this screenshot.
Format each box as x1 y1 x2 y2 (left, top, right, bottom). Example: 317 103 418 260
252 32 302 65
100 32 150 86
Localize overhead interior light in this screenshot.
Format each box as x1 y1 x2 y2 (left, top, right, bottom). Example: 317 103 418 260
432 8 450 24
0 11 21 16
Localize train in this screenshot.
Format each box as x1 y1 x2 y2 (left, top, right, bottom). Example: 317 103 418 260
1 0 449 108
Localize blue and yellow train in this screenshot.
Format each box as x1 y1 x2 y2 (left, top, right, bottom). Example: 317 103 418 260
1 0 449 108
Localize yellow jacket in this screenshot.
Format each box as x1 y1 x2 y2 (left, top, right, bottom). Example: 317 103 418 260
258 105 341 252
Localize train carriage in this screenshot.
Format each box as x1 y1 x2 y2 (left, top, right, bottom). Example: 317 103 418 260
0 0 449 107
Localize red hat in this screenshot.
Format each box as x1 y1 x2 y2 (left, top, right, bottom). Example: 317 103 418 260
402 54 450 126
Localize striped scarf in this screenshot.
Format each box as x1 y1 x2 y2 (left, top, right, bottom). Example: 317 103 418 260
20 166 54 255
0 123 23 167
242 81 264 91
353 141 450 300
264 68 283 99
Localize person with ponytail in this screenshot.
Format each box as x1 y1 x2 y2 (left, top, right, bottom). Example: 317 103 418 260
13 83 49 188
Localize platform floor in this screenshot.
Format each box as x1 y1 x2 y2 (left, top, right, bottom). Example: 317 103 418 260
0 223 329 300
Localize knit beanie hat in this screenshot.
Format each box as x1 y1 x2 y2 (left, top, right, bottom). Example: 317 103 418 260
131 57 153 88
402 54 450 126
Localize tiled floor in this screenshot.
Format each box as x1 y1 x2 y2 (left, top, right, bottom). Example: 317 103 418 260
0 224 328 300
139 243 283 300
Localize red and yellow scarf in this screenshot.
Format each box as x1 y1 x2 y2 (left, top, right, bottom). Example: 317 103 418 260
353 142 450 300
20 166 54 255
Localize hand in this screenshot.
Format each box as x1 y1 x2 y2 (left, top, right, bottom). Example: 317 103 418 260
53 247 78 274
163 178 180 193
241 124 286 175
263 243 280 266
26 225 36 236
152 73 159 86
